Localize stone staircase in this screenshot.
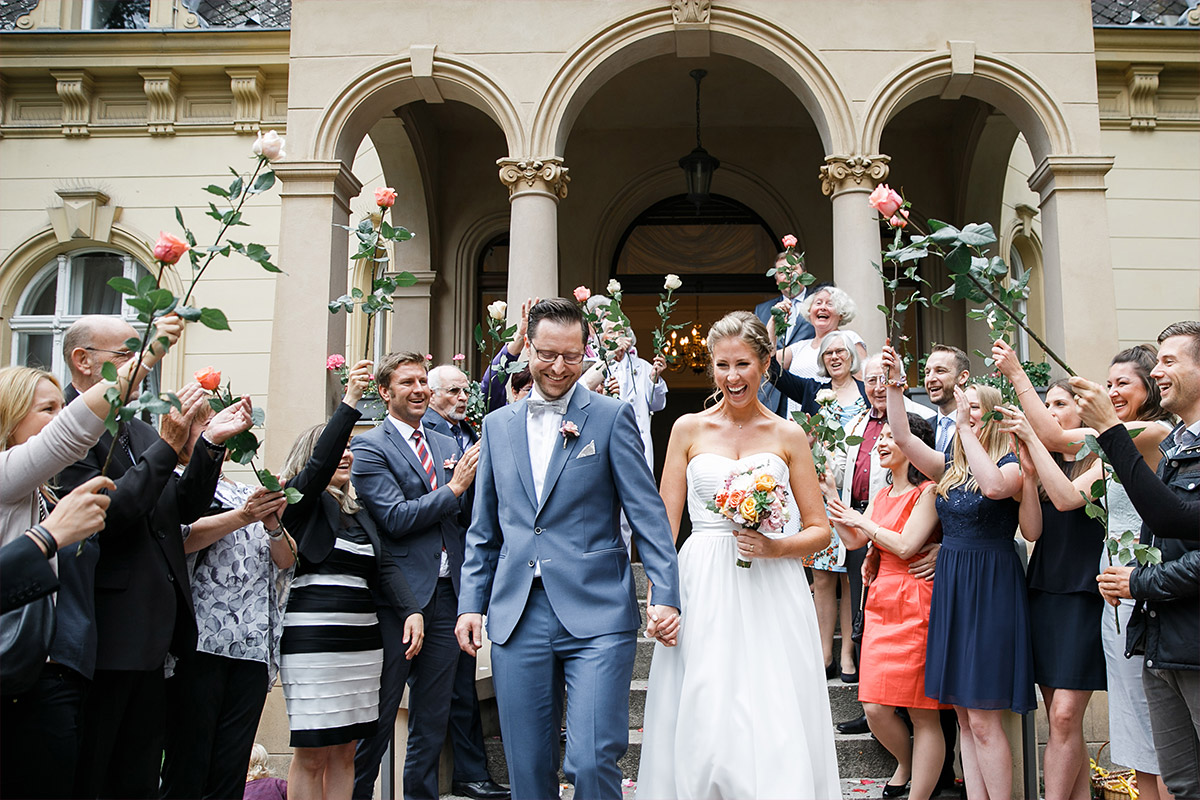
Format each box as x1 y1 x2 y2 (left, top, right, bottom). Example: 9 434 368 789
479 563 895 787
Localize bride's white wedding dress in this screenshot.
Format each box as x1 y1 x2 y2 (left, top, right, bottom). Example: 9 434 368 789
637 452 840 800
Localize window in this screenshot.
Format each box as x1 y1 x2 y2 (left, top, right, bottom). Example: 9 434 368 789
9 250 158 395
82 0 150 29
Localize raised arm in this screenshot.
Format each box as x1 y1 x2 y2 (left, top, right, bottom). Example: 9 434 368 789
881 345 945 480
954 387 1022 500
997 404 1103 512
992 339 1088 455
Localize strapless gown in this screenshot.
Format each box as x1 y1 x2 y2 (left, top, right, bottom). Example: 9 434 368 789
637 452 840 800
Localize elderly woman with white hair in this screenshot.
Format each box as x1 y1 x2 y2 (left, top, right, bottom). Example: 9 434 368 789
781 285 869 398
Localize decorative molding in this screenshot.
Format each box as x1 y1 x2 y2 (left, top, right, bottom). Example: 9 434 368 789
0 75 7 135
1014 203 1039 234
497 158 570 200
819 154 890 196
941 40 976 100
227 67 265 133
51 69 93 137
47 188 119 243
410 45 445 104
1027 156 1115 199
139 69 179 135
274 160 364 215
671 0 710 24
1125 64 1162 129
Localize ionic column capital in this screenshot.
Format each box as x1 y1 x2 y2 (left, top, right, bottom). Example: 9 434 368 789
497 157 570 201
819 154 891 197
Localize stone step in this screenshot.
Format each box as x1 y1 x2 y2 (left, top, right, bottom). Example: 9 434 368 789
633 636 654 680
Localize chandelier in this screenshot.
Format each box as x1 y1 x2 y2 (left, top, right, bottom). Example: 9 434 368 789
667 324 709 373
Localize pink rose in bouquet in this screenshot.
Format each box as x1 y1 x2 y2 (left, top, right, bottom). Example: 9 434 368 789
705 464 792 568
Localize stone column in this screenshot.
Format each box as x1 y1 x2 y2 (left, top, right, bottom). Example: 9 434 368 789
1027 156 1118 380
820 154 890 351
387 270 436 355
265 160 362 464
498 158 569 315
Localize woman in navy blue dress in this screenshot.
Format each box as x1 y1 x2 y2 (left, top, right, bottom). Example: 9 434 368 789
883 346 1040 800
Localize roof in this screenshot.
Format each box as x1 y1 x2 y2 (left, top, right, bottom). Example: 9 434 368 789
0 0 290 30
1092 0 1196 26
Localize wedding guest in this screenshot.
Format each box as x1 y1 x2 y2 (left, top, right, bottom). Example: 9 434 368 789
994 339 1174 799
278 359 424 800
508 367 532 403
997 389 1106 800
827 414 945 800
1075 321 1200 800
781 287 868 405
754 250 815 416
161 404 298 800
244 744 288 800
922 345 971 455
426 365 479 452
883 345 1040 800
480 298 536 413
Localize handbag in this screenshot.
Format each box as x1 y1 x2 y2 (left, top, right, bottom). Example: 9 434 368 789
0 593 55 695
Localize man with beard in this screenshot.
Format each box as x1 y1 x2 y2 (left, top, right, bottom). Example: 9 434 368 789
922 345 971 455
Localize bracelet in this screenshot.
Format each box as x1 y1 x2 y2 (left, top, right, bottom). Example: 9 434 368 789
27 524 58 558
197 434 225 454
1017 386 1034 397
886 379 907 388
265 524 285 540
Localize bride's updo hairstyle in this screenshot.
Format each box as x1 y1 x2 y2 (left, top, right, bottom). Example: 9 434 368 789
704 311 772 405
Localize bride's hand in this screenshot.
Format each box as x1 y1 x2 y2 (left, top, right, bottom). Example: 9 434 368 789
734 527 774 561
647 605 680 647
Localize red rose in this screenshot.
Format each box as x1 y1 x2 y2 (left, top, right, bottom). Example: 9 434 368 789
194 366 221 391
153 232 190 265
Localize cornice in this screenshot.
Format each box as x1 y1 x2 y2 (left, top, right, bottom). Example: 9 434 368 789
0 30 290 73
1093 27 1200 66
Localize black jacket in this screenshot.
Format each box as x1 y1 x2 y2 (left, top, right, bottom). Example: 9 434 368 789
1099 424 1200 671
0 535 58 614
280 403 420 620
767 357 868 421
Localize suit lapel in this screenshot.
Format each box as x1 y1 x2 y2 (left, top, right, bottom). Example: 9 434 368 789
536 389 590 515
506 401 537 508
383 421 433 492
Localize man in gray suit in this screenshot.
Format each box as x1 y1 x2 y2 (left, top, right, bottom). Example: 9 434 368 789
753 250 815 416
456 298 681 800
351 352 481 800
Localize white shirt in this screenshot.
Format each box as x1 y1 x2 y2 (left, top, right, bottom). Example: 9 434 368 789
526 383 578 577
386 414 450 578
934 412 956 454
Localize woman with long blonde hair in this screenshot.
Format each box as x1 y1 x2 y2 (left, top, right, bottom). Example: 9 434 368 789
882 345 1040 800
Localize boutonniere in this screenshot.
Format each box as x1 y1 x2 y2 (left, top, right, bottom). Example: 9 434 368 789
560 421 580 449
443 456 459 471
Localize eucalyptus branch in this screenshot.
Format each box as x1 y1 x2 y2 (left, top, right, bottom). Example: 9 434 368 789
961 272 1075 376
182 158 267 307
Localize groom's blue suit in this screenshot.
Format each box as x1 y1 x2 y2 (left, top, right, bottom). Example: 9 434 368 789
459 386 680 800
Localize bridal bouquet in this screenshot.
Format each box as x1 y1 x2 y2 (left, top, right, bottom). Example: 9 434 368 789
706 465 791 569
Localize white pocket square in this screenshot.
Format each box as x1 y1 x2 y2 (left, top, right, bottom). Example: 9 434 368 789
576 440 596 458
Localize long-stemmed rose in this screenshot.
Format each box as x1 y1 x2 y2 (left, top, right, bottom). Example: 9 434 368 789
329 187 419 358
464 299 518 432
794 391 862 477
767 235 815 337
651 274 688 362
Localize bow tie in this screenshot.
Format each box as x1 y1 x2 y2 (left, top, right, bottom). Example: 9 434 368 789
528 396 569 416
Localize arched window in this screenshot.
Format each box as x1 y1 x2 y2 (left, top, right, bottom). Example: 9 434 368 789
9 249 155 386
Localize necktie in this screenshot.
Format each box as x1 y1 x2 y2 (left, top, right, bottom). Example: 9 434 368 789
936 417 954 453
454 424 470 453
412 430 438 489
528 395 569 415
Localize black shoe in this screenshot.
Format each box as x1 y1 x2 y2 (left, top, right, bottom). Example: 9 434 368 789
882 781 910 798
840 669 859 684
452 779 511 800
825 661 838 680
836 714 870 734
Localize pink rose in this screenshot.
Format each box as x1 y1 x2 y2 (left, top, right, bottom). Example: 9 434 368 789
193 366 221 391
573 286 591 303
326 354 346 371
153 232 190 265
452 353 465 361
781 234 798 249
868 184 903 218
425 353 433 360
374 187 398 208
889 209 911 229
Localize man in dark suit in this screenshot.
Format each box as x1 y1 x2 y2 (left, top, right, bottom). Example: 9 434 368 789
352 352 482 800
56 314 252 799
754 250 815 416
423 365 508 800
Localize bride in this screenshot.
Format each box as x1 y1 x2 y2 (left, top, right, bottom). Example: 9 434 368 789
637 311 841 799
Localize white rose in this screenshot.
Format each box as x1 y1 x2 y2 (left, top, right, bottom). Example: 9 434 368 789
815 388 837 405
663 274 682 291
252 130 286 162
607 279 622 295
487 300 508 321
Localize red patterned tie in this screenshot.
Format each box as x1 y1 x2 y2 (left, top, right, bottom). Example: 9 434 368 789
412 429 438 489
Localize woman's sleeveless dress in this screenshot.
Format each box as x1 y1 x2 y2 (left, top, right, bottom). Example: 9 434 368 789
637 452 840 799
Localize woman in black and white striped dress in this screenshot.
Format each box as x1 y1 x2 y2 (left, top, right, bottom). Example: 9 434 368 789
278 360 424 800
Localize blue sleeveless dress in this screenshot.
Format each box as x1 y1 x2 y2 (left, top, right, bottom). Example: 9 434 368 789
924 454 1036 712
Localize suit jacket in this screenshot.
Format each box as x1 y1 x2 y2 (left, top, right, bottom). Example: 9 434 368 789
458 386 681 645
281 403 420 619
58 387 222 672
350 412 469 609
422 408 478 455
0 535 58 614
835 399 937 502
755 292 815 415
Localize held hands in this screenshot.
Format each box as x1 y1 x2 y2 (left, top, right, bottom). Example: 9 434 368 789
39 476 116 550
646 605 680 647
1097 565 1134 606
238 487 288 527
1068 376 1123 433
343 360 374 407
448 442 481 496
456 613 484 656
403 613 425 659
862 545 880 588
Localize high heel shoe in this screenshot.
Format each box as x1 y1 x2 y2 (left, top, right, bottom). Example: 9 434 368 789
881 781 910 798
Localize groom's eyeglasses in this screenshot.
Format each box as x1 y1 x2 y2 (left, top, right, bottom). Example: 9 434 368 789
530 344 585 366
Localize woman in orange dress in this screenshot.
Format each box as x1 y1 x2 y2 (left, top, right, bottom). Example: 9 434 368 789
827 413 945 800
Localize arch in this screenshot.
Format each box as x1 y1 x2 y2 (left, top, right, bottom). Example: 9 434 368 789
531 6 854 158
312 52 526 166
591 162 805 289
860 50 1073 165
450 211 510 358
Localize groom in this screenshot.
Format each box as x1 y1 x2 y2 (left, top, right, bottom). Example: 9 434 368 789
455 298 681 800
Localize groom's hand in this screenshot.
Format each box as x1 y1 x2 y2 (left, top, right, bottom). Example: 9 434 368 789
647 605 680 647
456 613 484 656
